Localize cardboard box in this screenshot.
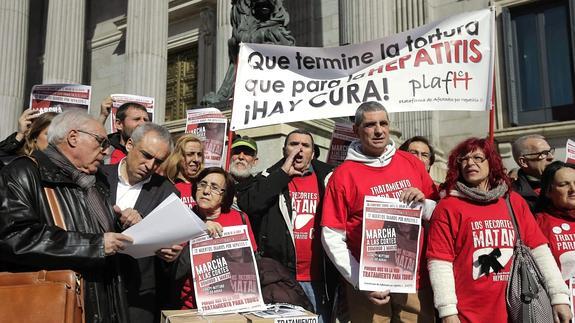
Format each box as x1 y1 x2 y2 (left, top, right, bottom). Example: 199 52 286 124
242 309 318 323
161 310 248 323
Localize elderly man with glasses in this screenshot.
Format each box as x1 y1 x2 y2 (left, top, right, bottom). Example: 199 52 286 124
0 109 133 322
511 134 555 212
101 122 182 323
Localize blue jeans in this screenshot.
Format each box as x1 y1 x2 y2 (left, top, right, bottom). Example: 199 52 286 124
299 281 329 323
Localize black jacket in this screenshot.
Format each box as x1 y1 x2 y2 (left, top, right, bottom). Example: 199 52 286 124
512 169 540 213
101 164 179 322
237 159 337 302
0 151 129 323
0 132 24 168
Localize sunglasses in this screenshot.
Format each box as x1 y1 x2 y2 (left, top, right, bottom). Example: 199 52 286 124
76 130 111 150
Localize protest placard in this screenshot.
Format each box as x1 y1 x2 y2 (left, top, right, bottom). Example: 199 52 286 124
29 84 91 114
231 8 495 130
108 94 155 133
359 196 423 293
191 225 264 315
566 139 575 164
326 122 357 166
186 108 228 168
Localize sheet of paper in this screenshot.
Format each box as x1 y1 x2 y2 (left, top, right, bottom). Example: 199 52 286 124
120 193 207 258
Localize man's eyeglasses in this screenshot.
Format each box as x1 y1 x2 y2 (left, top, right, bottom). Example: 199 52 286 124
76 130 111 150
197 181 225 195
522 148 555 160
456 154 487 165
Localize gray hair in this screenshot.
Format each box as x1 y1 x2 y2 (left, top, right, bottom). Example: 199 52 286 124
47 109 98 145
353 101 389 127
130 122 173 150
512 134 547 162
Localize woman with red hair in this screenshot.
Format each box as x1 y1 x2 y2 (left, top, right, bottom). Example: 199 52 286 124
426 137 570 323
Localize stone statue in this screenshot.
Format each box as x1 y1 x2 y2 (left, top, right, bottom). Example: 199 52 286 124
201 0 295 107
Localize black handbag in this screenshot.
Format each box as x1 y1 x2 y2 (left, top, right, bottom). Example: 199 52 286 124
505 196 553 322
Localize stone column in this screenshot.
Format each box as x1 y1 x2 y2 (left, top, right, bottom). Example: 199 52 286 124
339 0 395 45
215 0 232 87
0 1 29 139
197 8 216 104
125 0 168 123
43 0 85 84
339 0 400 139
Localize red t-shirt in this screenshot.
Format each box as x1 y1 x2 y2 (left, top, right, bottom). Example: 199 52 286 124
321 151 438 288
180 209 258 309
536 210 575 282
427 192 548 323
174 180 195 209
109 148 126 165
289 172 321 282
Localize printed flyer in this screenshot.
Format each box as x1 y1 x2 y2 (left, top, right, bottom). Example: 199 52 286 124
566 139 575 164
191 225 264 314
29 84 91 113
108 94 155 133
359 196 422 293
326 122 357 166
185 108 228 168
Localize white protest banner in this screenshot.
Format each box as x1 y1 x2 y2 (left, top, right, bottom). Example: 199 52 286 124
566 139 575 164
359 196 423 293
30 84 92 114
108 94 155 133
232 8 495 130
191 225 264 315
186 108 228 168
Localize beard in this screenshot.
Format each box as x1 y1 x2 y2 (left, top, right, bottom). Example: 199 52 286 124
230 160 253 179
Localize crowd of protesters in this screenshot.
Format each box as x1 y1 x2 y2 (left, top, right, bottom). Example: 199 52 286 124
0 98 573 323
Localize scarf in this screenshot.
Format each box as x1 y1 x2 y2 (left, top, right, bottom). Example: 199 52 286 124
345 139 396 167
451 181 508 203
544 206 575 220
43 145 114 232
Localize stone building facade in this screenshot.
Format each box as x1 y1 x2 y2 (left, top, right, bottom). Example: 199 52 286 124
1 0 573 178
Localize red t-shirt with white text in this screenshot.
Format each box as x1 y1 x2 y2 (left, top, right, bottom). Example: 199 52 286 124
321 151 438 288
175 180 195 209
289 173 321 282
536 210 575 282
427 192 547 323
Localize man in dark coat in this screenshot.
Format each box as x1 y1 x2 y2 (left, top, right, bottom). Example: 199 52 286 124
237 129 335 323
511 134 555 212
101 122 181 323
0 109 133 323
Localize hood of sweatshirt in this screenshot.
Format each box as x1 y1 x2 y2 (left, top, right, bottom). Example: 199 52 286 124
345 139 396 167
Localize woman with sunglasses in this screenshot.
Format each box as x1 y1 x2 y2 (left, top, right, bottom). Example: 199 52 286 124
426 137 570 323
535 162 575 289
177 167 258 309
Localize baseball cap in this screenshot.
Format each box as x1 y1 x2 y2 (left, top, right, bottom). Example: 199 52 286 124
231 136 258 153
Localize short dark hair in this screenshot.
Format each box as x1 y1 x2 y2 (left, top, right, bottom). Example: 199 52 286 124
283 129 314 149
535 161 575 212
399 136 436 166
353 101 389 127
192 167 236 214
116 102 147 122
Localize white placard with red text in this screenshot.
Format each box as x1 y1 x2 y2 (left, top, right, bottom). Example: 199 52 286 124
566 139 575 164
